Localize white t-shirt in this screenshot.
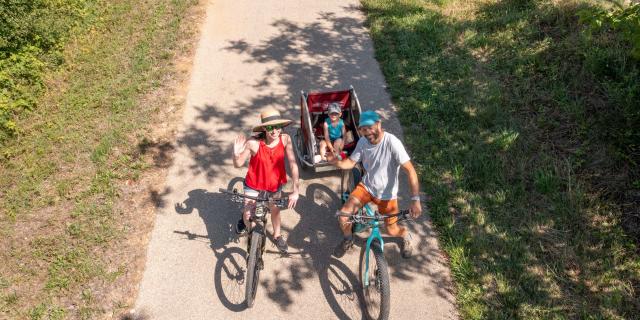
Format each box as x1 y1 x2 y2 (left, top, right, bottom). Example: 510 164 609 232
349 132 410 200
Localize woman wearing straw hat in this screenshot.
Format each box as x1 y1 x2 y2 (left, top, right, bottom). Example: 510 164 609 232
232 108 300 253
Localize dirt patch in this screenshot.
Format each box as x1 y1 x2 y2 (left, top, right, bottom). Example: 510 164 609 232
98 2 208 318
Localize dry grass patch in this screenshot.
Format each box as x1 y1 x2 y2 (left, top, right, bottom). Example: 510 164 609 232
0 0 205 318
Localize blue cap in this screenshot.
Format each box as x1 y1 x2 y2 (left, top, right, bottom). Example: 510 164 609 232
358 110 380 127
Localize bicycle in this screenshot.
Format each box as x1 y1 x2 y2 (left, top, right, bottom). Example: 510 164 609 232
219 188 288 308
339 168 413 320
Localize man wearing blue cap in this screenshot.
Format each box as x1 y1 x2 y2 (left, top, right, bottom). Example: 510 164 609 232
327 110 423 259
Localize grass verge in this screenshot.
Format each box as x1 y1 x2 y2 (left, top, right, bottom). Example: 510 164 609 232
362 0 640 318
0 0 202 318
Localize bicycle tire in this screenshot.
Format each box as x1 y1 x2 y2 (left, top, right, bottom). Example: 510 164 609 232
294 127 310 171
344 166 367 233
341 166 362 202
359 240 390 320
245 232 263 308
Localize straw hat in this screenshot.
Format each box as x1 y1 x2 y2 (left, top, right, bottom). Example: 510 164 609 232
252 109 292 132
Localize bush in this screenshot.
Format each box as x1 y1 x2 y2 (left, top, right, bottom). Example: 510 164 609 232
579 3 640 59
0 0 89 145
579 3 640 168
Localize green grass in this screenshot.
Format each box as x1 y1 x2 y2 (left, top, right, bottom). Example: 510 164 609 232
362 0 640 318
0 0 199 318
0 0 93 143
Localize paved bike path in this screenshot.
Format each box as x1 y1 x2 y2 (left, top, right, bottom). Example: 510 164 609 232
135 1 458 319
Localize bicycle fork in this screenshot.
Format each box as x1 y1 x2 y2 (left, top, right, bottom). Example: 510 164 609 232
247 224 266 270
363 205 384 287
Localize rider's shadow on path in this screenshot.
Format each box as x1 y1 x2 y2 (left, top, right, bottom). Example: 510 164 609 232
171 179 365 318
173 178 249 312
271 182 365 319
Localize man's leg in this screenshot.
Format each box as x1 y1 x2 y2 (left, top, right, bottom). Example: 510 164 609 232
381 199 412 259
334 184 368 258
385 220 408 238
338 195 362 236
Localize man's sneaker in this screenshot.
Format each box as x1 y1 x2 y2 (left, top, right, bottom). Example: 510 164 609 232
235 218 247 235
275 236 288 253
400 238 413 259
333 237 354 258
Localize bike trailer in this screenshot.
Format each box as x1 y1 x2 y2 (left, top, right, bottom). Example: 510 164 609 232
293 86 362 172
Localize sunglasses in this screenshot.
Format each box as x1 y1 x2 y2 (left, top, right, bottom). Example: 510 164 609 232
264 124 283 131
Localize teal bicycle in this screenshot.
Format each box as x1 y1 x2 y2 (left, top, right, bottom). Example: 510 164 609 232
339 168 413 320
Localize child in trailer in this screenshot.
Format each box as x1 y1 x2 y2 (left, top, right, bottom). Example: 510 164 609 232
319 103 346 162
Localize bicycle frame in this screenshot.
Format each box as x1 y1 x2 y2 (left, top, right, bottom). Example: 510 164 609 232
246 201 270 235
362 204 383 287
341 192 383 287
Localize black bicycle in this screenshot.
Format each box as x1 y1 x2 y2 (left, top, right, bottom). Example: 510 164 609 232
219 188 288 308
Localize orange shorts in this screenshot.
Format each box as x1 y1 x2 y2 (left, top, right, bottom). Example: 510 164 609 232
350 183 399 224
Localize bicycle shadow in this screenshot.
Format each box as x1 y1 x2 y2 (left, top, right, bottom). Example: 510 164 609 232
319 257 365 320
171 179 365 317
291 181 444 319
213 246 247 312
173 177 250 312
280 182 365 319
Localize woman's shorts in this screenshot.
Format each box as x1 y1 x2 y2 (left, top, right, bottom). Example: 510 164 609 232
243 182 282 198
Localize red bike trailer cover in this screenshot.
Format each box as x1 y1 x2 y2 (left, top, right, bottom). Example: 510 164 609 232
305 90 351 113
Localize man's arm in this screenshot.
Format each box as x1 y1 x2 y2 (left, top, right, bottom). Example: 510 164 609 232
327 152 357 169
401 160 423 218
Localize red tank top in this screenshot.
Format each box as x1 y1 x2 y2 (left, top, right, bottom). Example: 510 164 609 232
245 136 287 192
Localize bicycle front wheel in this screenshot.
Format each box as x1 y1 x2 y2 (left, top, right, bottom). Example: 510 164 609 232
359 240 390 320
245 232 263 308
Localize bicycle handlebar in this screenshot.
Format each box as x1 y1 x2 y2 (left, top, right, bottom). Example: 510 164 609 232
335 209 412 221
219 188 289 207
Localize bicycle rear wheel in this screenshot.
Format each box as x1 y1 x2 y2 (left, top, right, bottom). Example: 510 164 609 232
341 166 362 202
359 240 390 320
245 232 263 308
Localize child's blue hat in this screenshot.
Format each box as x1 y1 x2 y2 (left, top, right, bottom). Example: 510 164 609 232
358 110 380 127
328 103 342 114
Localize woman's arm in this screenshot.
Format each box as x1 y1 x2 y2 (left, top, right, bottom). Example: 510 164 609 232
232 135 256 168
283 134 299 208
